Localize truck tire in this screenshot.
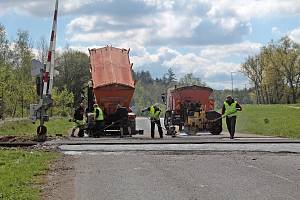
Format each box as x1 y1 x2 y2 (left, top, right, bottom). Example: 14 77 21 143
208 121 222 135
206 111 222 135
184 125 190 134
78 129 84 137
164 111 172 130
179 125 183 131
129 120 136 135
37 125 47 142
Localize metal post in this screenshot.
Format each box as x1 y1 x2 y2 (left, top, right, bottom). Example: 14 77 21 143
21 94 24 118
231 72 234 96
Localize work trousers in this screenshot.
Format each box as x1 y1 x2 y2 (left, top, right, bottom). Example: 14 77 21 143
151 119 163 138
95 120 104 136
226 116 237 139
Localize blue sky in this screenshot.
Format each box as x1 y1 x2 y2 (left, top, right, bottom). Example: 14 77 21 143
1 0 300 89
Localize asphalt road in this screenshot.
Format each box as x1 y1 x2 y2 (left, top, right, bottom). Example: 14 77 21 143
51 117 300 200
69 151 300 200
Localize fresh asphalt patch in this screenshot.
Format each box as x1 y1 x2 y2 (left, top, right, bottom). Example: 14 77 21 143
59 143 300 154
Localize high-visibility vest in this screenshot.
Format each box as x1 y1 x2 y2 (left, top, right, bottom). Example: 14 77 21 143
94 107 104 121
149 106 160 120
224 101 237 117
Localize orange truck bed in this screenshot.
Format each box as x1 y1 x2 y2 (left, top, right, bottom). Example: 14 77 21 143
89 46 135 115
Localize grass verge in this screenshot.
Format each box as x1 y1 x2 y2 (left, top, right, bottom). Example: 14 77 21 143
233 104 300 138
0 118 73 137
0 149 59 200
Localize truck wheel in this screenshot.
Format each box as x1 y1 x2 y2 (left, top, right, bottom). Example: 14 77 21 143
184 125 190 134
78 129 84 137
209 126 222 135
37 125 47 142
164 111 171 130
179 125 183 131
208 121 222 135
205 111 222 135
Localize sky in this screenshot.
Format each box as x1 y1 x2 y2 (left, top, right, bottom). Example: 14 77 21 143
1 0 300 89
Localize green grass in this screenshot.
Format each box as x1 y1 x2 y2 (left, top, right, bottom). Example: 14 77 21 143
0 118 73 137
233 104 300 138
0 149 59 200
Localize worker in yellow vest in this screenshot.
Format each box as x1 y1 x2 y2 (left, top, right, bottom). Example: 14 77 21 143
222 95 242 139
94 103 104 137
71 102 85 137
142 103 163 138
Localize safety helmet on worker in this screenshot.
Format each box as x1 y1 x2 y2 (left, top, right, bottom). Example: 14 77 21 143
93 103 99 108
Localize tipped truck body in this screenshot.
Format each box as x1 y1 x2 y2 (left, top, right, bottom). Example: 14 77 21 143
88 46 142 135
89 46 135 114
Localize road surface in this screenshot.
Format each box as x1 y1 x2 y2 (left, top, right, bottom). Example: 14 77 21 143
44 117 300 200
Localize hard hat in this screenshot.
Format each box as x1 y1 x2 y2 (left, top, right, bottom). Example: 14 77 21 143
93 103 99 107
154 103 160 107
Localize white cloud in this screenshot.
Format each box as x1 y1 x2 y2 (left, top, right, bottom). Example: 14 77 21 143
272 27 279 34
289 27 300 44
200 41 262 60
2 0 299 89
4 0 299 47
207 0 300 21
67 16 98 33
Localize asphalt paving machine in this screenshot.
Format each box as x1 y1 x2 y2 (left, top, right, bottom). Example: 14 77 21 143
162 85 222 136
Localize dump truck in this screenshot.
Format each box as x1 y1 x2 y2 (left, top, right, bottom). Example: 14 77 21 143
85 46 143 137
162 85 222 135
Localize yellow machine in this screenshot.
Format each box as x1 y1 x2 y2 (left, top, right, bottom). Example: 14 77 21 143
185 104 207 134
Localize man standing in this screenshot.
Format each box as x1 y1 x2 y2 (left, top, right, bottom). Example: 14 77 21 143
143 103 163 139
71 102 85 137
115 104 131 138
222 95 242 139
94 103 104 136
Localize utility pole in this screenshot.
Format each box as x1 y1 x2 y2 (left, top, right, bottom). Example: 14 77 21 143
21 94 24 118
231 72 234 96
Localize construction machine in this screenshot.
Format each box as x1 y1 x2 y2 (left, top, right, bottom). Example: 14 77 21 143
162 85 222 136
82 46 143 137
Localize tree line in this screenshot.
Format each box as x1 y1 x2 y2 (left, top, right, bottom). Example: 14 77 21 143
0 23 89 118
3 22 293 119
132 69 207 115
241 36 300 104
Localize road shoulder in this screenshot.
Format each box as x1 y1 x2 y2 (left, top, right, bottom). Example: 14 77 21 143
42 154 76 200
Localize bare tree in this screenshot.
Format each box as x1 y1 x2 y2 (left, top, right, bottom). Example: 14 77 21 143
37 36 48 64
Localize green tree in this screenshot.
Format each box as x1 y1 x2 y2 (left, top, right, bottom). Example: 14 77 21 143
242 36 300 104
55 49 90 106
179 73 206 86
276 37 300 103
0 24 10 63
165 67 176 84
52 87 74 117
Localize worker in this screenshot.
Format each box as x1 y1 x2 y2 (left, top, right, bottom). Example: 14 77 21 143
222 95 242 139
142 103 163 139
71 102 85 137
115 104 131 138
94 103 104 136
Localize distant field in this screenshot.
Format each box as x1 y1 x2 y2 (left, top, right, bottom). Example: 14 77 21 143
232 104 300 138
0 118 73 137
